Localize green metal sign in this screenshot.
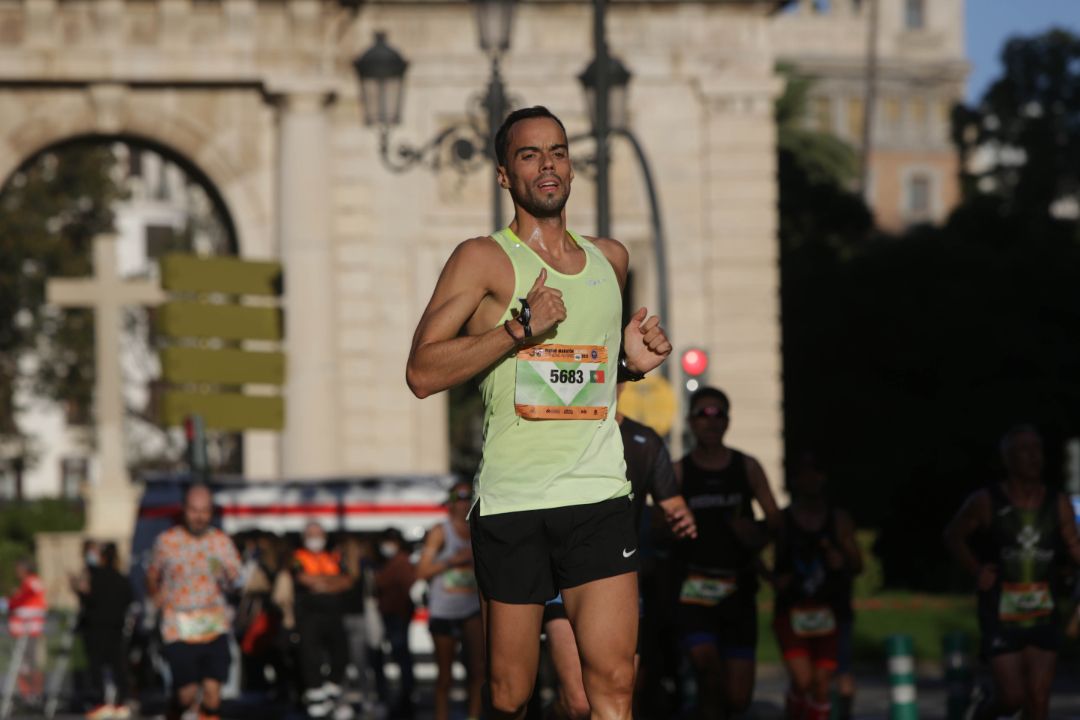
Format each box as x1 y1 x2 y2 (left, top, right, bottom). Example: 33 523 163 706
160 347 286 386
161 254 283 296
161 391 285 431
157 302 283 341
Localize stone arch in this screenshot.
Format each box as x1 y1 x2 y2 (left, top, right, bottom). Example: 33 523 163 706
0 89 273 260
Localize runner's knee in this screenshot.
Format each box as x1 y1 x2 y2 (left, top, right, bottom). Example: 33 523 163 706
559 687 591 720
489 673 535 715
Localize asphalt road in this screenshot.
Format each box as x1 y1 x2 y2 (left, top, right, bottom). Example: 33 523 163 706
15 662 1080 720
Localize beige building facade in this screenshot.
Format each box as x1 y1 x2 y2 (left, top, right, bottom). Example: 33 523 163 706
773 0 967 231
0 0 789 525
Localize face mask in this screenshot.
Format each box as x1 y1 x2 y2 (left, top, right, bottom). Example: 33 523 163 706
85 552 100 567
305 536 326 553
380 543 397 559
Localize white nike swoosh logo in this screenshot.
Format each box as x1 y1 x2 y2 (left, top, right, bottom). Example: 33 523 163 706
622 548 637 558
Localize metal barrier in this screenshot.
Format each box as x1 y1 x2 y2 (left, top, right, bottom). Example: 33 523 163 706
0 612 76 720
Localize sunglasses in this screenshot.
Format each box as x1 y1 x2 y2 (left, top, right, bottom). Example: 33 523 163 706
450 491 474 502
691 406 728 419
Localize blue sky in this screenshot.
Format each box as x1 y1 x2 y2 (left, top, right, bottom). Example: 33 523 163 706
966 0 1080 102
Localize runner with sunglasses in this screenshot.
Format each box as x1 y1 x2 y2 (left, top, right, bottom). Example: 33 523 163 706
406 105 672 720
416 481 484 720
675 386 781 718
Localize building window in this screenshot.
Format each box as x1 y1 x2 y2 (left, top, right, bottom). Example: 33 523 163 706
904 0 925 30
60 457 88 500
811 96 833 134
910 98 928 136
847 98 865 141
907 173 932 216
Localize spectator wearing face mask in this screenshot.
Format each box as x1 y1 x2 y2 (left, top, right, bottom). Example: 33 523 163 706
78 542 134 719
292 522 356 720
373 529 416 719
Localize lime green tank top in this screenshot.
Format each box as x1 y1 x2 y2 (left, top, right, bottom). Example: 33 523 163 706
475 228 629 516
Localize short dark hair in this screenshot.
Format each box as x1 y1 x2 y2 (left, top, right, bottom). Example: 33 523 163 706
494 106 568 168
101 542 119 569
688 386 730 416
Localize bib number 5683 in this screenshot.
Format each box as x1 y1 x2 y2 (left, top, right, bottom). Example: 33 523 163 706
550 369 585 384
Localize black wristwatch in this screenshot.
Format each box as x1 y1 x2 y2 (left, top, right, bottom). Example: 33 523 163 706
618 356 646 382
516 297 532 338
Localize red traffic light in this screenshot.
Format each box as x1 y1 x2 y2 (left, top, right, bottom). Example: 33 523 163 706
681 348 708 377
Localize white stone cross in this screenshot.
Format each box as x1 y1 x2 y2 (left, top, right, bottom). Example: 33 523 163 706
46 235 165 537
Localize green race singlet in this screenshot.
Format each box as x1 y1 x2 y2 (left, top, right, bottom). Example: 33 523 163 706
474 228 629 516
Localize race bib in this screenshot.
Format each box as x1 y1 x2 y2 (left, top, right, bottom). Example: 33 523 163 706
174 609 228 643
515 344 609 420
790 606 836 638
999 582 1053 623
443 567 478 593
679 574 737 607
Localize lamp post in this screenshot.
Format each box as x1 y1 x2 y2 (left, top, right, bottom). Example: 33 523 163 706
578 53 671 379
352 0 515 232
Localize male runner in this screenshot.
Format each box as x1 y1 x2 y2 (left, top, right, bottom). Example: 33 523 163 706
674 386 780 718
406 105 672 720
945 426 1080 720
147 484 241 720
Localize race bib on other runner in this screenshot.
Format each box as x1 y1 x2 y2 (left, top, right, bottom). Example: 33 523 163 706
679 574 737 607
443 568 478 593
790 606 836 638
174 608 228 643
998 582 1053 623
515 344 609 420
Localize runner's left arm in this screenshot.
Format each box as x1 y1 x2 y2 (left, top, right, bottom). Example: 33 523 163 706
647 438 697 539
747 456 782 534
1057 493 1080 566
832 508 864 575
593 237 672 375
218 533 244 589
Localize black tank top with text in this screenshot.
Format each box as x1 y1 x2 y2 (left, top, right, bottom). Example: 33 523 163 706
678 451 757 590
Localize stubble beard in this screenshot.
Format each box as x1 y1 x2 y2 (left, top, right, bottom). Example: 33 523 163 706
511 182 570 220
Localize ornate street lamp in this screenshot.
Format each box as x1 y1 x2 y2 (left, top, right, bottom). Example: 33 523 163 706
578 54 632 132
352 0 516 230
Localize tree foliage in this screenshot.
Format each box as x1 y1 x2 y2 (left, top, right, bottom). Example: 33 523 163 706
0 144 124 446
778 31 1080 590
954 28 1080 225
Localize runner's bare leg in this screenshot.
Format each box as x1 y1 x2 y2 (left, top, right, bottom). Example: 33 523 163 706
483 597 545 719
562 572 638 720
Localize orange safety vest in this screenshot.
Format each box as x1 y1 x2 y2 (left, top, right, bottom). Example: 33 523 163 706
293 548 342 576
8 574 47 638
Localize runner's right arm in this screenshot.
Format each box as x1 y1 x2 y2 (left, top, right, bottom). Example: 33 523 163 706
944 490 995 588
407 238 565 398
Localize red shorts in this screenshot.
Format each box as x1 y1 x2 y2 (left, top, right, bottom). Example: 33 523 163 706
773 605 839 670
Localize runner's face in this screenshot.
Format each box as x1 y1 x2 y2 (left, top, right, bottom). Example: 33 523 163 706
689 399 729 447
1005 431 1043 482
792 467 825 498
184 487 213 535
499 117 573 219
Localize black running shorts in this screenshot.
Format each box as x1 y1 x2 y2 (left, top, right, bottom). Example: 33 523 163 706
471 495 638 604
163 634 231 687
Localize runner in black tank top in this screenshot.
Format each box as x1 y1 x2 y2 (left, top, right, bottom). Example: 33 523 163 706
772 455 861 720
945 426 1080 720
675 386 781 718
